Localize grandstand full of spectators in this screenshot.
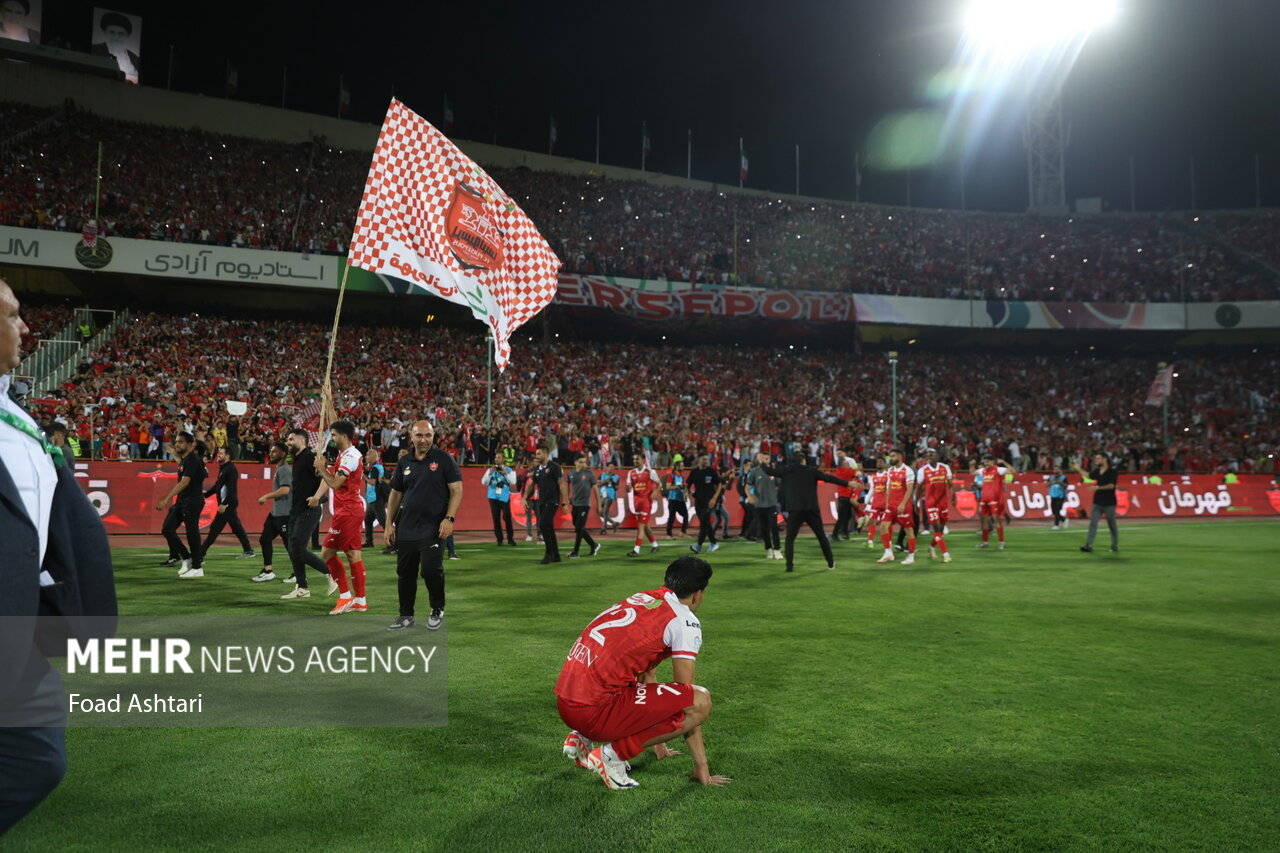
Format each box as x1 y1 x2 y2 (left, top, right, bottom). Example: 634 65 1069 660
21 308 1278 475
3 102 1279 302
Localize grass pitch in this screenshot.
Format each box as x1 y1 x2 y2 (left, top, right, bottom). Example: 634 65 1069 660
8 520 1279 852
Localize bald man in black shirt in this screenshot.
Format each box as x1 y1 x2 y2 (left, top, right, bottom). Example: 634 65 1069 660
757 452 848 572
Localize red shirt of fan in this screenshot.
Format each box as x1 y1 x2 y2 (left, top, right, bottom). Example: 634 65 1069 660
918 462 953 507
980 465 1008 501
554 587 702 705
329 446 366 518
886 464 913 510
627 467 657 503
869 471 889 510
834 465 859 499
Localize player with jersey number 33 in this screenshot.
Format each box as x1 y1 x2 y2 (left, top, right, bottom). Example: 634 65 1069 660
554 556 731 789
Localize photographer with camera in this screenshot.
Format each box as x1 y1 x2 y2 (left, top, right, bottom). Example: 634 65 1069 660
482 452 518 546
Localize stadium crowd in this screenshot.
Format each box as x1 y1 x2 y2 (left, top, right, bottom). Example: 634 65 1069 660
2 102 1278 301
19 309 1278 475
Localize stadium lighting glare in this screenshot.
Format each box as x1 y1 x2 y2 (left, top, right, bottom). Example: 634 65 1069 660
964 0 1118 48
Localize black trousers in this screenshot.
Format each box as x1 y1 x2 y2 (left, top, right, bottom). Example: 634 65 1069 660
571 505 596 554
161 499 203 567
740 500 757 538
489 498 514 543
288 507 331 589
784 508 834 569
536 501 560 560
834 497 854 539
666 499 689 535
364 499 387 544
260 514 289 567
396 536 446 617
201 505 251 555
1050 496 1066 525
694 502 717 546
0 658 65 836
755 505 780 551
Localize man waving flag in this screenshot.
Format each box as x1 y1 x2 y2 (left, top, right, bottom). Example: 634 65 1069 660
348 99 561 369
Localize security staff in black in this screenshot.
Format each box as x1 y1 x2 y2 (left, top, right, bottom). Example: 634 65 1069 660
385 420 462 631
688 454 723 553
757 452 848 572
156 431 207 577
200 446 254 558
522 447 569 564
281 428 332 595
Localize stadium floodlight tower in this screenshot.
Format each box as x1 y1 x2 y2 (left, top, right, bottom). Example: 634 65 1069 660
962 0 1118 214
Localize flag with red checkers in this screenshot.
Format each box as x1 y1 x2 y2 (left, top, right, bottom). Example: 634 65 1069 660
348 99 562 369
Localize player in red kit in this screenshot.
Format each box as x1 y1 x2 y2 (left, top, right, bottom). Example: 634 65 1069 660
865 458 888 549
917 448 954 563
974 453 1013 549
625 463 664 557
556 556 730 790
312 419 369 614
877 448 917 564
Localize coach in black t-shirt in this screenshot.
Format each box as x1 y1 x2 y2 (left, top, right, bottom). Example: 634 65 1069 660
688 455 723 552
155 431 207 577
385 420 462 631
523 447 569 565
1076 453 1119 553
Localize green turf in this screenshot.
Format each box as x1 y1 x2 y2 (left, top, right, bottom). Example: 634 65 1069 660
7 521 1280 852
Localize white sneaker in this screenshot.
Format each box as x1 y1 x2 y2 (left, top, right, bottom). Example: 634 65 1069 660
902 554 915 565
326 575 340 596
178 558 192 576
942 552 952 563
1063 519 1069 528
251 571 276 582
282 575 297 584
876 554 894 564
650 544 660 554
563 731 592 769
585 745 639 790
525 535 535 542
281 586 311 599
977 542 988 549
998 542 1006 550
180 567 204 578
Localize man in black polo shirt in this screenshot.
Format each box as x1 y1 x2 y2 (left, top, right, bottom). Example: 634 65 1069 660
1076 453 1119 553
523 447 569 564
385 420 462 631
154 431 206 578
688 454 723 554
199 446 254 560
279 428 334 600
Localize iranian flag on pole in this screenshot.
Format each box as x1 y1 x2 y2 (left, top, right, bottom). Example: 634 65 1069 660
347 99 561 369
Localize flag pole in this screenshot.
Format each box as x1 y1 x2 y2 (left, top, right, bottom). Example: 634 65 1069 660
641 121 647 172
320 262 353 434
94 142 103 223
686 129 691 179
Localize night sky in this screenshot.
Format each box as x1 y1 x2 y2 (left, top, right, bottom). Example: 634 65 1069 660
34 0 1280 212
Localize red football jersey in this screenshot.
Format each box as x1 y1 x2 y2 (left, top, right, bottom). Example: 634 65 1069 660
980 465 1008 500
329 446 366 518
554 587 702 705
627 467 657 501
917 462 953 507
869 471 889 510
886 464 913 509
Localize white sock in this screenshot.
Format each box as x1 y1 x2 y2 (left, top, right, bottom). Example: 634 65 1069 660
355 596 366 605
338 592 352 600
883 549 893 557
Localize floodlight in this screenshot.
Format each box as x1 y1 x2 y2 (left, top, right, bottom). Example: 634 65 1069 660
964 0 1118 48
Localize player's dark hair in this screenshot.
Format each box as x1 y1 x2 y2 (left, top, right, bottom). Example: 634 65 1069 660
270 441 288 454
664 556 712 599
288 428 309 444
44 423 67 438
177 431 194 443
330 419 356 442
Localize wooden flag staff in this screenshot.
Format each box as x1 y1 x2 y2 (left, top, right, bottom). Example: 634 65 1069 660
318 262 352 437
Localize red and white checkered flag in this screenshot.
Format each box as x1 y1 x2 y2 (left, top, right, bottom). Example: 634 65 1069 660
348 99 561 369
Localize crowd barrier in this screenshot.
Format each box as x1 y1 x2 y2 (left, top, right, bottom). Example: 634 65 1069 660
71 462 1279 536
